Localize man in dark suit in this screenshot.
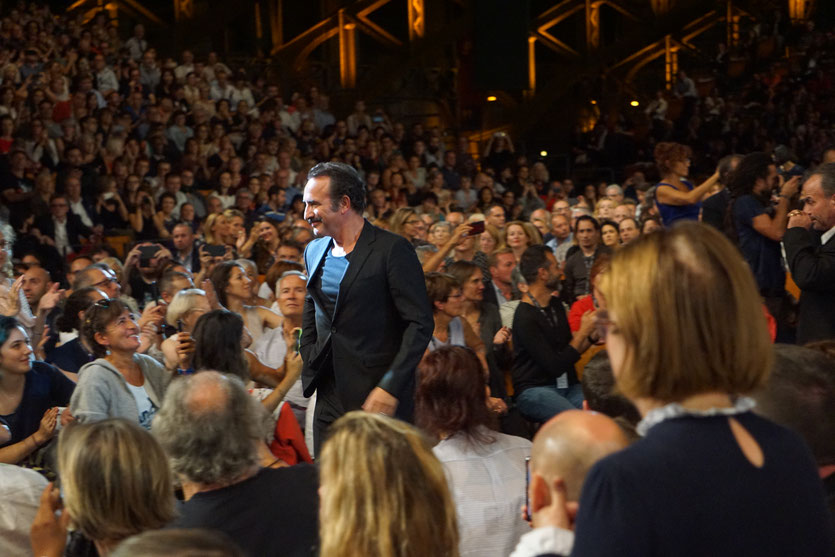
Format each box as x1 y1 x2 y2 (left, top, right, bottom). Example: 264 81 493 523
784 163 835 343
300 162 433 452
32 194 92 257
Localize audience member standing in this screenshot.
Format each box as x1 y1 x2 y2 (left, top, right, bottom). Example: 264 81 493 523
785 163 835 343
568 223 833 556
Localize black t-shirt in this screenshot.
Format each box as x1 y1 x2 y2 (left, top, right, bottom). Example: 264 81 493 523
733 194 785 293
171 465 319 557
0 361 75 447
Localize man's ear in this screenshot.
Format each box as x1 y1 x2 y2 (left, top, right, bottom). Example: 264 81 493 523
529 473 550 513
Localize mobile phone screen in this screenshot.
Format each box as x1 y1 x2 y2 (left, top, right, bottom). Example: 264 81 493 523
524 456 531 522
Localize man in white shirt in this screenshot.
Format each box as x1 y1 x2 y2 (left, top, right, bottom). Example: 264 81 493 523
93 54 119 96
546 213 573 268
65 176 94 229
125 24 147 61
210 70 234 101
175 50 195 82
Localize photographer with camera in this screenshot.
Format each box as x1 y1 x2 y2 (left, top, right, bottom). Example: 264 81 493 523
123 242 173 310
727 152 800 342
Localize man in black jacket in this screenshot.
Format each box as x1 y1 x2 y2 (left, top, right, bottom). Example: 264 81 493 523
32 194 92 256
785 163 835 343
300 162 433 452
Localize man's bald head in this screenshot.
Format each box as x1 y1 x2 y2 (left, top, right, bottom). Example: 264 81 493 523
531 410 628 500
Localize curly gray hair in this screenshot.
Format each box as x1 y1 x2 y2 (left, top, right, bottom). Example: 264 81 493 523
0 220 14 278
152 371 270 485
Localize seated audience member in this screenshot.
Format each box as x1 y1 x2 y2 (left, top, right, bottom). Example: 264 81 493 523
510 410 629 557
253 271 310 428
153 371 319 557
0 317 74 465
189 310 305 463
512 246 598 422
157 270 194 306
29 419 175 557
617 217 640 244
0 462 47 556
446 260 511 401
416 346 531 557
45 286 105 375
580 351 642 439
318 411 458 557
566 223 833 556
161 288 210 371
568 254 609 333
210 261 281 346
71 299 180 428
424 272 485 358
784 162 835 343
260 259 305 304
72 264 122 301
191 309 295 392
112 529 245 557
599 219 620 249
752 344 835 534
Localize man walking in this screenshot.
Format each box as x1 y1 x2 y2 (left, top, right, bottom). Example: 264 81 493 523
300 162 433 452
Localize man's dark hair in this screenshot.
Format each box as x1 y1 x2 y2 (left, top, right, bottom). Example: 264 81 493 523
574 214 600 234
727 152 773 197
582 351 641 426
519 244 552 284
752 344 835 466
307 162 367 213
172 221 194 234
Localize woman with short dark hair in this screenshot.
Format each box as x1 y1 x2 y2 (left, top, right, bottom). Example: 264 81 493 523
71 299 182 429
416 346 530 557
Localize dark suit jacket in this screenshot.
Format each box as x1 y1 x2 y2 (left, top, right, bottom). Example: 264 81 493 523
784 227 835 343
300 220 433 413
34 213 92 248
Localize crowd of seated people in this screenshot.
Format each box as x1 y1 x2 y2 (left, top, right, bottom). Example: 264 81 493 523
0 3 833 557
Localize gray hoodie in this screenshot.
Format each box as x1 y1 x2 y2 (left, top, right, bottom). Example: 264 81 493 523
69 354 170 424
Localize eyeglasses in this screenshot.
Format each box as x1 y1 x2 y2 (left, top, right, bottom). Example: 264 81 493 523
404 219 421 226
51 203 68 208
92 276 118 289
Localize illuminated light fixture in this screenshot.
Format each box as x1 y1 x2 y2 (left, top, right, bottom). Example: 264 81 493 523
344 23 356 30
540 150 548 157
486 95 497 102
630 100 639 107
590 100 597 105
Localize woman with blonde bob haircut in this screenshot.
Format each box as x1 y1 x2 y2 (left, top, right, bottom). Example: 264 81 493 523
30 419 175 557
563 222 833 556
318 411 459 557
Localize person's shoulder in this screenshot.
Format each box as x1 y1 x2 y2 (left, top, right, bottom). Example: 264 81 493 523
31 360 63 377
259 464 318 492
77 358 115 379
491 430 533 451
